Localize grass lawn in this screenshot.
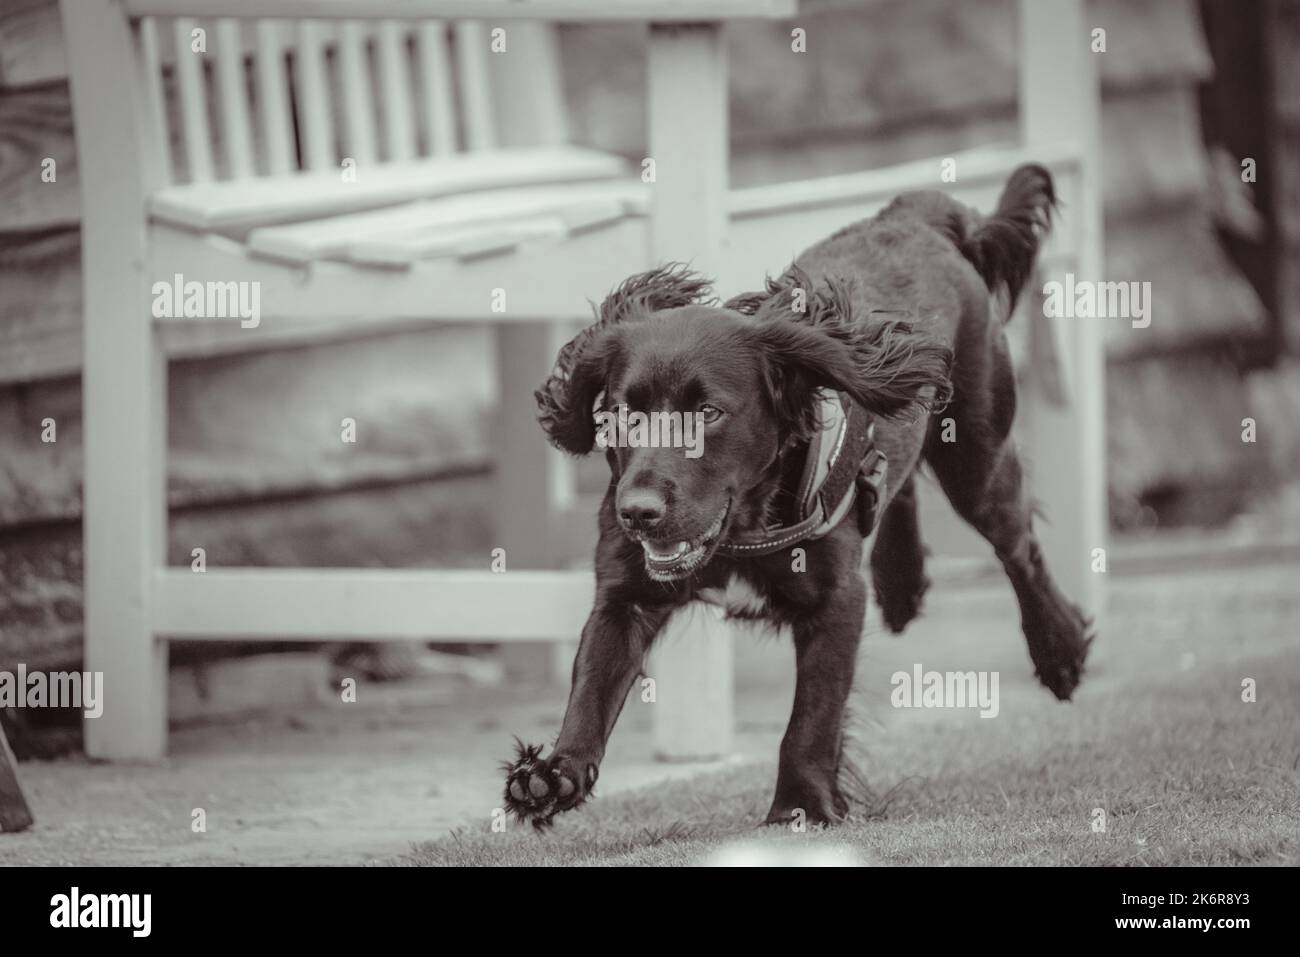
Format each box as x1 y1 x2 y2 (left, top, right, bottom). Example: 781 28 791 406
399 563 1300 866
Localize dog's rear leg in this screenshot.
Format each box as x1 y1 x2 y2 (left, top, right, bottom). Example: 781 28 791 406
503 600 672 828
869 474 930 634
927 431 1092 700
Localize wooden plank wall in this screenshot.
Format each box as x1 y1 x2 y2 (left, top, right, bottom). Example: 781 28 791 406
0 1 80 383
1272 0 1300 351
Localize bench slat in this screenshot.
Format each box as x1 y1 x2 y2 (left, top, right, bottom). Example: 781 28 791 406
215 19 255 177
246 179 646 263
125 1 799 21
255 20 295 174
149 145 627 232
416 22 456 155
348 214 568 266
297 199 630 267
337 21 378 166
148 215 650 320
454 21 494 150
378 20 417 160
138 17 174 183
173 17 215 181
293 20 335 170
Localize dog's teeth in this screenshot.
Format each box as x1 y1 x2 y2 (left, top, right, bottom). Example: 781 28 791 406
642 540 690 561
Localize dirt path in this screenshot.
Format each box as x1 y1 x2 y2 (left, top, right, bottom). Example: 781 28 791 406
0 670 767 865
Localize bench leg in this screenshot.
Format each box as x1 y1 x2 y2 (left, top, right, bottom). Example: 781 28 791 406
82 318 169 761
63 1 172 761
494 322 581 684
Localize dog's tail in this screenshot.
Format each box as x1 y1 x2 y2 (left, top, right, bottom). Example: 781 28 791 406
958 163 1056 318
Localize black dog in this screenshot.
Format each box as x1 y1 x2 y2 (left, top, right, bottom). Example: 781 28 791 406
503 164 1093 829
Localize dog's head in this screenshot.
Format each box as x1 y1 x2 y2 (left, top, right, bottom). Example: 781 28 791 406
536 265 952 581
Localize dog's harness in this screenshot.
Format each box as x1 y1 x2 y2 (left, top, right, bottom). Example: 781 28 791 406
715 390 888 557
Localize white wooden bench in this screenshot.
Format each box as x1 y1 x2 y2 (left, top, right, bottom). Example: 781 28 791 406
61 0 1104 763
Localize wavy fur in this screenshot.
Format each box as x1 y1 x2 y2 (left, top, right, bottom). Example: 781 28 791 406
534 264 714 455
727 267 953 437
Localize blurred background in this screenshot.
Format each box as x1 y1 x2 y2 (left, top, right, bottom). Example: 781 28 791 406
0 0 1297 797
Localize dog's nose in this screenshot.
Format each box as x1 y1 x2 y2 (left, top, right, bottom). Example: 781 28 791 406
618 490 666 531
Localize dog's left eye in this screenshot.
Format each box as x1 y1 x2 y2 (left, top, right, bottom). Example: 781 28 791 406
699 404 725 423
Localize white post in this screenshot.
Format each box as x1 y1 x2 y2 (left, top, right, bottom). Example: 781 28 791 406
494 323 583 685
1018 0 1107 630
649 604 735 761
491 24 580 685
61 1 171 759
645 21 734 760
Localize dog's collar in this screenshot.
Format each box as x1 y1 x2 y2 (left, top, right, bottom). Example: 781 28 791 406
715 390 888 558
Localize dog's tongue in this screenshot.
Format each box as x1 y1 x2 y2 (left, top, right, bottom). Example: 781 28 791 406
643 540 689 562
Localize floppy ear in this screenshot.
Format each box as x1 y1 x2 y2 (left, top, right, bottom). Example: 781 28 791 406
534 330 616 455
741 273 952 436
534 263 714 455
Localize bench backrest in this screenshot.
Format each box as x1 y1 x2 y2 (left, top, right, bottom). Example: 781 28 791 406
133 15 568 184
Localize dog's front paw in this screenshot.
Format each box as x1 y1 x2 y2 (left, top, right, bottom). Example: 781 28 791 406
501 739 598 830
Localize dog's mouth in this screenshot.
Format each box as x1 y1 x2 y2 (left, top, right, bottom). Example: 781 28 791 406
636 500 731 581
